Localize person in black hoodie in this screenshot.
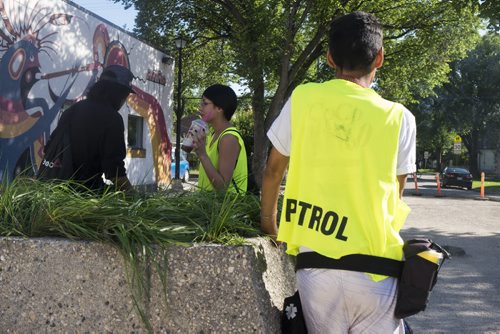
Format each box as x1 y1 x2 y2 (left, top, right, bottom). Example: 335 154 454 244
41 65 135 192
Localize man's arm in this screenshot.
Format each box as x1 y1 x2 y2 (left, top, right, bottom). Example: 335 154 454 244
396 107 416 199
260 147 289 240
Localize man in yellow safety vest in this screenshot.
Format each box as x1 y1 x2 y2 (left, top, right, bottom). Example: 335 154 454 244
261 11 416 333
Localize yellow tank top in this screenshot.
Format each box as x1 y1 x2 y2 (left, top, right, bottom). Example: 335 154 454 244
277 80 410 279
198 127 248 193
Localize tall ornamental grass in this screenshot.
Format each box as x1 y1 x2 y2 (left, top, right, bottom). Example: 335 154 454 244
0 177 261 243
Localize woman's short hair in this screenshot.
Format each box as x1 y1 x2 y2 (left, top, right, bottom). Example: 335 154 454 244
202 84 238 120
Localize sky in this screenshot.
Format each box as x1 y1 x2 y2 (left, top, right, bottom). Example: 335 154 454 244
70 0 137 31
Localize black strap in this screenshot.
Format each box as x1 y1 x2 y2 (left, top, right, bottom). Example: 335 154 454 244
220 128 243 194
221 128 242 137
296 252 403 278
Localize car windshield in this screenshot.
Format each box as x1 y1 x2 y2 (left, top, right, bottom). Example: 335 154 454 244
448 168 469 174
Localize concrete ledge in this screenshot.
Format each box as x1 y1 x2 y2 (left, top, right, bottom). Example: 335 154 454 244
0 237 295 333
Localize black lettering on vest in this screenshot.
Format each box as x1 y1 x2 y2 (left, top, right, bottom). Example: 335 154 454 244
335 216 348 241
308 205 323 231
285 199 297 222
286 197 349 241
320 211 338 235
297 201 312 226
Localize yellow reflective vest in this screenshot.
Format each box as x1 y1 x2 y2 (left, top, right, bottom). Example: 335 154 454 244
198 127 248 193
277 80 411 279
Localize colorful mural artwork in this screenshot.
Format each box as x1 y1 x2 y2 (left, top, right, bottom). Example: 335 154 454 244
0 0 173 185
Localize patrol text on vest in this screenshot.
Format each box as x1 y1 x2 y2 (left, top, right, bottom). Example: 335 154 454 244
285 198 348 241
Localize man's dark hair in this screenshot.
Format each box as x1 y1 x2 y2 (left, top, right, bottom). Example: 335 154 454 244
202 84 238 120
328 11 383 75
87 79 131 111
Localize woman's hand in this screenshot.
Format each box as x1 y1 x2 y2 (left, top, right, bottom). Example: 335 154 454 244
192 129 208 157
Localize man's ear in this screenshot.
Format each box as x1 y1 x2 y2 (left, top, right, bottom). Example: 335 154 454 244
327 50 336 69
374 47 384 69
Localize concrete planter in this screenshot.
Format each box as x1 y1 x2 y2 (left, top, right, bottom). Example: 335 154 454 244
0 237 295 333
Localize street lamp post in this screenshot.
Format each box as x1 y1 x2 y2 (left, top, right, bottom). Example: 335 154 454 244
174 36 187 181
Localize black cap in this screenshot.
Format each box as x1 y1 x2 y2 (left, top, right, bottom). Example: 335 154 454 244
99 65 135 94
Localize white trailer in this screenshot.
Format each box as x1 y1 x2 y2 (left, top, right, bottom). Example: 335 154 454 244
0 0 175 186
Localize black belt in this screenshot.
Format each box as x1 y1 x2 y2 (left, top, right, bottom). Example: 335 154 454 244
296 252 403 278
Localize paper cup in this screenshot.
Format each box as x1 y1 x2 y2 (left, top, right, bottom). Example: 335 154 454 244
181 119 208 152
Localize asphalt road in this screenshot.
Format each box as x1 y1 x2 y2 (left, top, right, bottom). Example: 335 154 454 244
401 175 500 333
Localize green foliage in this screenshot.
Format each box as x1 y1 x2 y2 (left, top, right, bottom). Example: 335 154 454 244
378 1 481 104
414 33 500 176
124 0 480 102
479 0 500 31
411 34 500 177
442 34 500 131
113 0 483 183
127 0 237 96
412 97 454 163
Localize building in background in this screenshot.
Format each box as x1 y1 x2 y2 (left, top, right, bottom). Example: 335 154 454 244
0 0 175 187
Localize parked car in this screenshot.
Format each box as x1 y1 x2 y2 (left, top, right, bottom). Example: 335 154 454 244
440 167 473 190
171 148 190 182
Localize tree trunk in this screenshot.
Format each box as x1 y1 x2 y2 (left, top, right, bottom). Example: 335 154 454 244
496 133 500 180
436 148 442 171
250 75 268 188
468 129 480 178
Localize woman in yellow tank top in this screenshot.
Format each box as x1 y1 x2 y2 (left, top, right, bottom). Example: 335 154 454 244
192 84 247 193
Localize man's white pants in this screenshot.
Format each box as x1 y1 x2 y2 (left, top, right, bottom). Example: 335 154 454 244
297 268 404 334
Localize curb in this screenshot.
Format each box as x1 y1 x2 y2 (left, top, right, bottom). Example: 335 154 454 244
406 190 500 202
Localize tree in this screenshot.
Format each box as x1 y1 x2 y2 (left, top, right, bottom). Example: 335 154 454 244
431 34 500 177
115 0 481 186
412 97 453 169
479 0 500 31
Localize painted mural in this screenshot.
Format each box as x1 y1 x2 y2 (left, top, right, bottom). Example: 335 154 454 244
0 0 173 185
